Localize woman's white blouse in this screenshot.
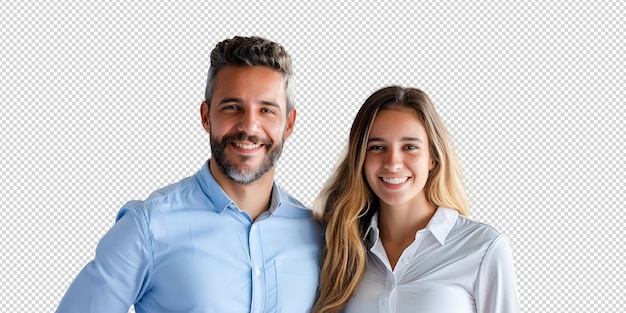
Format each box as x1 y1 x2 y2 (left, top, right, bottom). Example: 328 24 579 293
344 207 520 313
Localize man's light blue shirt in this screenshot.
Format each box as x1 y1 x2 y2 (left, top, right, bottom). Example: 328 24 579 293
56 161 324 313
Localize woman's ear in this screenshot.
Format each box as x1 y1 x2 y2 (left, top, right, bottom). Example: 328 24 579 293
429 158 437 171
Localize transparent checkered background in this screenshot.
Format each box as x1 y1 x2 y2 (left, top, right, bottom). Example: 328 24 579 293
2 0 624 312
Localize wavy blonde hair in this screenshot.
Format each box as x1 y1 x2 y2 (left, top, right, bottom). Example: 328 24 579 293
312 86 469 313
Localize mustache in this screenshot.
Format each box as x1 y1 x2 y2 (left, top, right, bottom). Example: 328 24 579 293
222 132 273 146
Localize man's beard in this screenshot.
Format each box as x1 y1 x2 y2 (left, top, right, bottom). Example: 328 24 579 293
210 132 284 184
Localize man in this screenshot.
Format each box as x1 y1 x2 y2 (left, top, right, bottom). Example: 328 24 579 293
56 36 324 313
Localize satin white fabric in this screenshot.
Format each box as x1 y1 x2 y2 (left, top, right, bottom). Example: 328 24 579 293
344 207 520 313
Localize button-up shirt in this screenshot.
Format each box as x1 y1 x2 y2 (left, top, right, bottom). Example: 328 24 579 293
56 162 324 313
344 207 520 313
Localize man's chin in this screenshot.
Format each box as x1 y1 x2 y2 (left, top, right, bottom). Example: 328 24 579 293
210 138 283 184
228 159 263 171
226 148 265 163
226 167 270 184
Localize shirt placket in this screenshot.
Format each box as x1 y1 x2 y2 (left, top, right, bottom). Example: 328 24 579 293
378 271 397 313
248 221 266 313
370 239 395 313
382 231 426 313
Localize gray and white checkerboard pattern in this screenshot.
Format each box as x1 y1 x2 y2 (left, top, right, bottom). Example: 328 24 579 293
2 0 624 312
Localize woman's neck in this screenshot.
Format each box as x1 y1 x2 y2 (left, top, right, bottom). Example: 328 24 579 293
378 199 436 270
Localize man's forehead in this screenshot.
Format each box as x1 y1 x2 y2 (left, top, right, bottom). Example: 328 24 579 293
211 66 288 107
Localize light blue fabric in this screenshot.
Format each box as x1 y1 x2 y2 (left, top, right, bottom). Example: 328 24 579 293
56 161 324 313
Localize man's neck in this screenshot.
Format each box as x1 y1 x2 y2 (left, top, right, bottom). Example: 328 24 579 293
209 160 275 221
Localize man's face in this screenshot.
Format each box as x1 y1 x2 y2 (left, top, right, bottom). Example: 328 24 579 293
203 65 295 184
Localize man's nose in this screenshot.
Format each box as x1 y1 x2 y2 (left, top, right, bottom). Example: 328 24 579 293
238 109 260 133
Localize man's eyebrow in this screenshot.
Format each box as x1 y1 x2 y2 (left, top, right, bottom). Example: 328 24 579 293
367 137 425 143
218 98 243 105
260 101 281 108
217 98 281 108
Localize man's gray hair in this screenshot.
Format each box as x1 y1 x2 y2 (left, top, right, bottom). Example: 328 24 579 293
205 36 295 112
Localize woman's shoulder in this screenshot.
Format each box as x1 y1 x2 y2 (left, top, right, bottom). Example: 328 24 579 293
451 212 506 243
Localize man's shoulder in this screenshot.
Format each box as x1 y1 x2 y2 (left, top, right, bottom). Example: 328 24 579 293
274 185 316 218
118 173 207 218
279 189 306 208
147 175 199 201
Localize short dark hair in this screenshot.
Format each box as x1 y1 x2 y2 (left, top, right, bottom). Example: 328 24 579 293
205 36 295 111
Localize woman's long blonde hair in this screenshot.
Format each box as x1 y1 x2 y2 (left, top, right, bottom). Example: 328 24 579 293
312 86 469 313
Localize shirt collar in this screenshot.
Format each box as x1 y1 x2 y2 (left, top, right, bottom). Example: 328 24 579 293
196 160 282 215
363 211 381 248
427 207 459 245
267 182 281 214
364 207 459 246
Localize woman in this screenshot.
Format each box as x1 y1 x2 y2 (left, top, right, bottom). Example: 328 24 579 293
312 86 519 313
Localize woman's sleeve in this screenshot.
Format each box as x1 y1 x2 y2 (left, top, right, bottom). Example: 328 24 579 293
475 233 521 313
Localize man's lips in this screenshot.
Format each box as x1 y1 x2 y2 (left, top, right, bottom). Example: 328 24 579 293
233 142 262 150
223 132 272 148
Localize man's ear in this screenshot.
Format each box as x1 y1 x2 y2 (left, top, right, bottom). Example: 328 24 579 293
200 101 210 133
283 108 297 139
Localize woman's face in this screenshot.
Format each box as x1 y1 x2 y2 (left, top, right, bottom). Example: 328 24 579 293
364 108 434 209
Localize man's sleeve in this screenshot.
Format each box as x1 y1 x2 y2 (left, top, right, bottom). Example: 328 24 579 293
55 204 152 313
475 234 521 313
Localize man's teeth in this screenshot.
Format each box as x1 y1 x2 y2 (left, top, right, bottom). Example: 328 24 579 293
381 177 408 184
235 143 261 150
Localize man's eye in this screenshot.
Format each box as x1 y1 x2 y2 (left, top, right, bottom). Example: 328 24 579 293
261 108 275 114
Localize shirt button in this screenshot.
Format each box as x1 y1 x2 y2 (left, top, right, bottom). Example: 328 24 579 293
255 268 261 276
251 225 257 231
402 258 410 264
